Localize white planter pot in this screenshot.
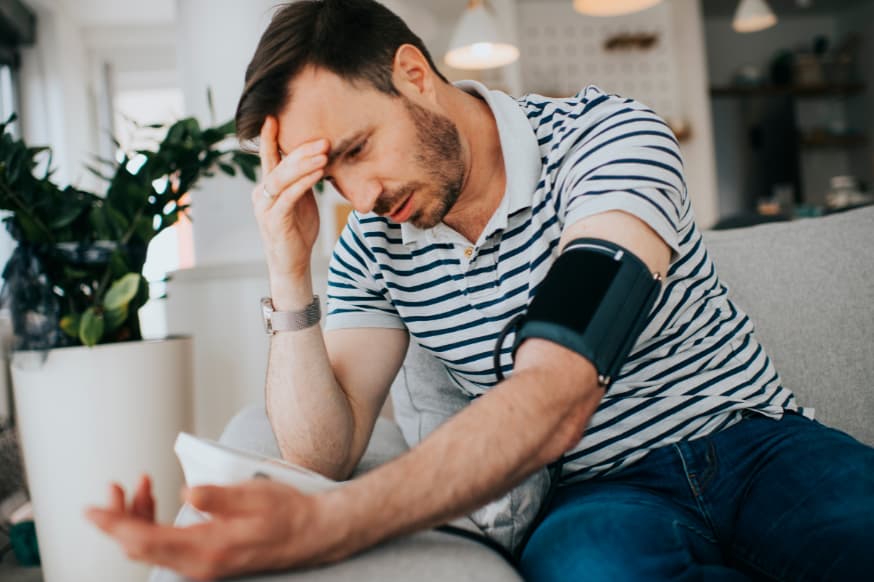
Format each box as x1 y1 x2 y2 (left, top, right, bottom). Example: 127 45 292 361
11 337 193 582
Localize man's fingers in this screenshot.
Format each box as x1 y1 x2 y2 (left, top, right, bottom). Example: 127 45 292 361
131 475 155 521
269 169 324 213
85 508 202 569
259 116 281 177
186 484 266 516
109 483 125 513
86 509 264 581
264 141 328 194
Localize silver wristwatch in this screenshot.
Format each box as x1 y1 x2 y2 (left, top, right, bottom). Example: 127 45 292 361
260 295 321 334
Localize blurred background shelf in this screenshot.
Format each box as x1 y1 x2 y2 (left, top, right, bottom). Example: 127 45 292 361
710 83 865 97
800 133 867 148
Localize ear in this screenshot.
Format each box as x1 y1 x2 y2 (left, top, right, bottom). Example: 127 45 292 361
392 44 438 104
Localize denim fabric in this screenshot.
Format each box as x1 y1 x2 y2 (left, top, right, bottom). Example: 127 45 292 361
519 413 874 581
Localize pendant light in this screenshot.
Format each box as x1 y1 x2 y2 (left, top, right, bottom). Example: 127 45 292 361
732 0 778 33
573 0 663 17
445 0 520 70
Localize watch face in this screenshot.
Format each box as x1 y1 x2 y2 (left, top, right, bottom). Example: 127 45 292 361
260 297 274 334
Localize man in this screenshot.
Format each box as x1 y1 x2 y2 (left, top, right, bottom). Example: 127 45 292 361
88 0 874 580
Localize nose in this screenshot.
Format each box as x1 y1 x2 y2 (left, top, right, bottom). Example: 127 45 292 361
334 172 382 214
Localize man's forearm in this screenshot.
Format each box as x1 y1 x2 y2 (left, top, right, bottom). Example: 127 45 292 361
266 275 355 480
319 360 603 554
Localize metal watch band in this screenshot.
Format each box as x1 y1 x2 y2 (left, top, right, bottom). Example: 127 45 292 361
261 295 321 334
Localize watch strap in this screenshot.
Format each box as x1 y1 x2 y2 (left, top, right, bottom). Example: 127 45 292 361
263 295 321 333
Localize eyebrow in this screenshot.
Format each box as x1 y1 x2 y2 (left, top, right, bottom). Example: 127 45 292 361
327 129 371 166
277 128 370 164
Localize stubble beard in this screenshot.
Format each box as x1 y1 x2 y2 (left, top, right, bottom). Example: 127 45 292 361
373 98 465 229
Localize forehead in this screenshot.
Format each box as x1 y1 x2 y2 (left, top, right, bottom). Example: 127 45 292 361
276 67 397 155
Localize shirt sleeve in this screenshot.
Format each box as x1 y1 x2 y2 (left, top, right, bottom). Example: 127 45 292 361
324 213 406 332
557 87 687 255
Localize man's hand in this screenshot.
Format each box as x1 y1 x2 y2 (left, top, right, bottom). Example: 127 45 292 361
253 116 329 307
85 476 353 581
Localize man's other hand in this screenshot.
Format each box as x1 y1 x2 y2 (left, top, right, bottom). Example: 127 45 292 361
85 476 351 581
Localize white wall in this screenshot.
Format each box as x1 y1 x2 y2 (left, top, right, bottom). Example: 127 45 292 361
669 0 719 229
16 1 178 187
174 0 275 268
19 0 97 188
485 0 718 227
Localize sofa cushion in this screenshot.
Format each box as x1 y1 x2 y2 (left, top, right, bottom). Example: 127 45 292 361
703 207 874 445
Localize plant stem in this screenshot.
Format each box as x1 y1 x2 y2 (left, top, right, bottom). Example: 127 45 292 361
0 181 56 243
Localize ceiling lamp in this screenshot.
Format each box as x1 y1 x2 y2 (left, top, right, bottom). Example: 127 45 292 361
573 0 663 17
733 0 778 33
445 0 520 70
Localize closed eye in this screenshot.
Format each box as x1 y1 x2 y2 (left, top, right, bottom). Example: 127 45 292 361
346 138 368 160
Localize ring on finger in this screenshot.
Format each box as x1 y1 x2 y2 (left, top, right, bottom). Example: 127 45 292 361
262 184 276 199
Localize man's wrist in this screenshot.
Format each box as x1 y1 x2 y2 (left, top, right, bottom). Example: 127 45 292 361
309 488 367 564
270 275 315 311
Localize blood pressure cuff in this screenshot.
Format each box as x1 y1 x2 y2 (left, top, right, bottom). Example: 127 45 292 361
496 238 662 390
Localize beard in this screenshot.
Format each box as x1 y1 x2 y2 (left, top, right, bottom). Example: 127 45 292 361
372 98 465 229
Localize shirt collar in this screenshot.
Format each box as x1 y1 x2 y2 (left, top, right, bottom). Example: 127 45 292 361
400 80 542 246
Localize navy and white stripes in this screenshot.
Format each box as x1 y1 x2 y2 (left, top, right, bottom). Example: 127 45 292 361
326 82 808 483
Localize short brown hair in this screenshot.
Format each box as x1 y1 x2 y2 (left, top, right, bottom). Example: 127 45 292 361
235 0 448 144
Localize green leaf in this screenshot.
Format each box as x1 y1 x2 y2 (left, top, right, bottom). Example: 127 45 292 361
239 162 257 183
104 304 129 333
134 215 154 241
60 314 81 338
108 251 129 278
218 162 236 177
15 214 48 242
201 129 223 145
104 273 141 311
162 210 179 228
106 206 130 238
213 119 236 136
79 308 104 347
49 200 86 229
7 146 24 182
133 275 150 310
63 266 89 280
89 207 112 239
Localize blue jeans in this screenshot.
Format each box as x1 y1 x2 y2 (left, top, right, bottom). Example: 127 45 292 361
519 412 874 581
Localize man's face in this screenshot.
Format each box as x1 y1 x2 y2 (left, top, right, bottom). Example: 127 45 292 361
275 67 465 229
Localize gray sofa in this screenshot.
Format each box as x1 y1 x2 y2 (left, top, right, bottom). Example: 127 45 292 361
151 206 874 582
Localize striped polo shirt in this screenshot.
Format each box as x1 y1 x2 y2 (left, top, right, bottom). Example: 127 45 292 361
326 81 809 483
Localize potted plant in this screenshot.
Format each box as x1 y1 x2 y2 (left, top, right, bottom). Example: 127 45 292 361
0 113 257 581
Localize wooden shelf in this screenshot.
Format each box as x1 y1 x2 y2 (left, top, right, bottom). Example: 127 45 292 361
710 83 865 97
800 134 867 148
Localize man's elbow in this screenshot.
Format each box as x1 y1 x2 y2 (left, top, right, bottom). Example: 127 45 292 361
516 348 601 462
539 396 596 466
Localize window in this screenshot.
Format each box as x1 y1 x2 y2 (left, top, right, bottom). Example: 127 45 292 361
112 87 190 339
0 64 19 134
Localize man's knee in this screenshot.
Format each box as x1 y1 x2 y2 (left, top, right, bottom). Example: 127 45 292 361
518 495 717 581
